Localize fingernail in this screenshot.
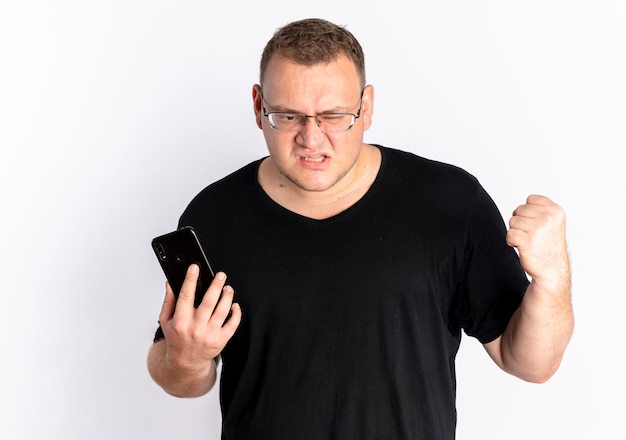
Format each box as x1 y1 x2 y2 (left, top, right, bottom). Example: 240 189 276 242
216 272 226 280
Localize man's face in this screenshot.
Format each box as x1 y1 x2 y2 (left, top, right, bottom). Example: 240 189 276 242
253 54 373 195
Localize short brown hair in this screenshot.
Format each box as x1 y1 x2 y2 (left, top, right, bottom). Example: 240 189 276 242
260 18 366 88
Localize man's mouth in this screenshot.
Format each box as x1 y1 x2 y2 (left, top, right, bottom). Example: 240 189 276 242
301 156 326 163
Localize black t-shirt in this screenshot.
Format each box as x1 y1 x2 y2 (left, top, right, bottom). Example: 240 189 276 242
156 145 528 439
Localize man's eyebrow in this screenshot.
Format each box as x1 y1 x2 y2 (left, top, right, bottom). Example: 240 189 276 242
263 97 354 114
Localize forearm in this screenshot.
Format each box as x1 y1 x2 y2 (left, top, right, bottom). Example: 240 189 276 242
147 339 218 398
497 274 574 383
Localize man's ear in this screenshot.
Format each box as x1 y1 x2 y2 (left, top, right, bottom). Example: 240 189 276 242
361 84 375 131
252 85 263 130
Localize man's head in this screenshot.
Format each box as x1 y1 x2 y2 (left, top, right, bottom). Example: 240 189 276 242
259 18 366 89
252 18 375 197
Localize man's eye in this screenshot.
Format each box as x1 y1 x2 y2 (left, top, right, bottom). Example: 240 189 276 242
276 114 300 122
320 114 346 123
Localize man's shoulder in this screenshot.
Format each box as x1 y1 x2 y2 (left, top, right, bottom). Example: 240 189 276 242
179 158 264 222
194 158 262 198
377 145 480 188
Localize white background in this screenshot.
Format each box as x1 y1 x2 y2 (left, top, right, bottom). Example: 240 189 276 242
1 1 624 439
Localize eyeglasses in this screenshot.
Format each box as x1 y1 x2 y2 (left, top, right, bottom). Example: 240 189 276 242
261 91 363 134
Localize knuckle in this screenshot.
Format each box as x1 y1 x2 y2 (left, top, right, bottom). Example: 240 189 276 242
169 320 188 336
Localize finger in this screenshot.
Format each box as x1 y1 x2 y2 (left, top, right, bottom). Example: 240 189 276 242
197 272 227 316
204 301 242 360
506 227 528 249
173 264 200 320
208 285 237 327
221 302 242 337
512 201 544 219
511 194 549 216
509 214 533 232
526 194 552 206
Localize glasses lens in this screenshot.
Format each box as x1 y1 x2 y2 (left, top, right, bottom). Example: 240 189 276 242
318 114 354 133
268 113 302 131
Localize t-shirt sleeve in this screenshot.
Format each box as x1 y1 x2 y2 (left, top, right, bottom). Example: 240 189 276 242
153 325 165 342
456 186 529 344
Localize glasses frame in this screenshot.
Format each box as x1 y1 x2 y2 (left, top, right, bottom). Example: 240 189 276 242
261 90 364 134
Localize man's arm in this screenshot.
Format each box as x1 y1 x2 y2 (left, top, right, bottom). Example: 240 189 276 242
147 266 242 397
147 338 218 398
484 195 574 383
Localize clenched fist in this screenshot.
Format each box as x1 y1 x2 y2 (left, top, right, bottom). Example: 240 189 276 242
507 194 570 289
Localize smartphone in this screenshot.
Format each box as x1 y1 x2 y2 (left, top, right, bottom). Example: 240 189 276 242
151 226 214 308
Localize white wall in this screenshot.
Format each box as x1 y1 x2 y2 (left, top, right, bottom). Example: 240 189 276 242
1 1 624 439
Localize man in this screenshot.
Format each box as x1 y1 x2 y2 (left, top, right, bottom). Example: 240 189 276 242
148 18 573 439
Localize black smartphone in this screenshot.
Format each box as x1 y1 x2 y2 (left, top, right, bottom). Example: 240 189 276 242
151 226 214 308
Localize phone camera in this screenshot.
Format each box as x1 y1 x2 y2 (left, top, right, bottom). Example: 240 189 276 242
156 243 167 261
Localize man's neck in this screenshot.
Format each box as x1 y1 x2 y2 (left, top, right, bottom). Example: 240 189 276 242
257 144 381 220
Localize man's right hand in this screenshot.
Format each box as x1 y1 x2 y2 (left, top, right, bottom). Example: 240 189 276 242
148 265 242 397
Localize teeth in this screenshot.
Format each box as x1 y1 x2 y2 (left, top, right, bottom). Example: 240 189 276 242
303 156 325 163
